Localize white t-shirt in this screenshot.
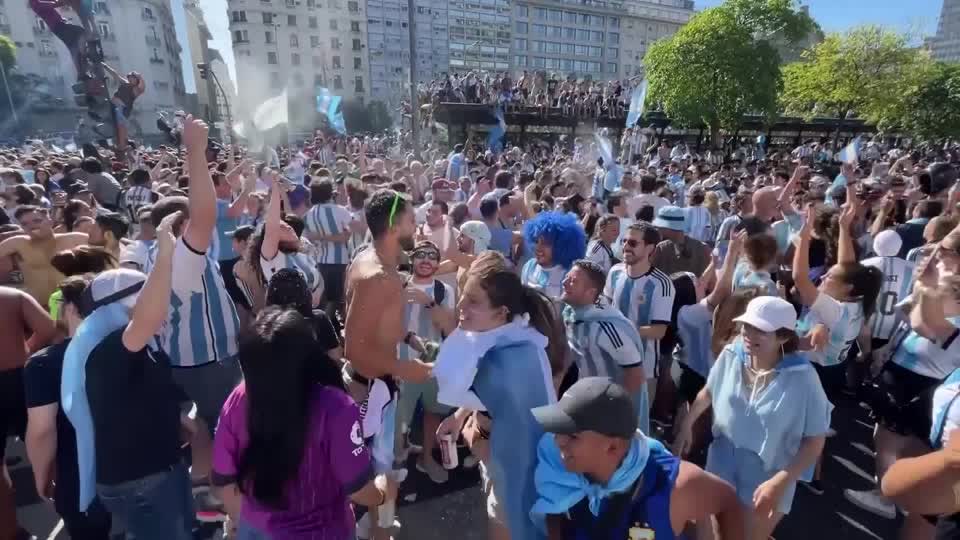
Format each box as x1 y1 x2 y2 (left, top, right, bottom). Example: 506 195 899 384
796 292 864 367
627 193 669 218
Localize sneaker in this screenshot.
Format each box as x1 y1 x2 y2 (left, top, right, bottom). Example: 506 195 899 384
802 480 824 495
195 491 227 523
844 488 896 520
416 458 449 484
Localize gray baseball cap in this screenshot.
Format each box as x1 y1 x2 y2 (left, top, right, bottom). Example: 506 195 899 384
532 377 637 439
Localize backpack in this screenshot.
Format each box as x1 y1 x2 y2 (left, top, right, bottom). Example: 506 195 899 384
432 279 446 307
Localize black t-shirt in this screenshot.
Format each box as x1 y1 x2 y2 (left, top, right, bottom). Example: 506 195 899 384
895 221 927 259
311 309 340 352
22 340 80 511
86 329 182 486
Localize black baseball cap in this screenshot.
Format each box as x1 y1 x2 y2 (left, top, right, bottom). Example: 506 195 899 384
532 377 637 439
226 224 256 242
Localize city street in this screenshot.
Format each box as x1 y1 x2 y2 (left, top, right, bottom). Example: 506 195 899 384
11 395 899 540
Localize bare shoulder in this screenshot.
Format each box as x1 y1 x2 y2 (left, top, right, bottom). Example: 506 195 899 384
347 251 402 291
55 232 89 248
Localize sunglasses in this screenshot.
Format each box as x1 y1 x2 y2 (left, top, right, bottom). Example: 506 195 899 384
412 251 441 262
624 239 642 248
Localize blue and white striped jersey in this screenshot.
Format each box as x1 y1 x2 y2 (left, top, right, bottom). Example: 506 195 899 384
214 199 240 262
260 250 324 294
891 316 960 379
732 262 778 297
862 256 914 341
685 206 713 244
585 239 616 274
931 368 960 449
676 301 714 377
603 263 675 379
772 213 804 256
906 246 924 265
564 304 644 381
145 238 241 367
713 214 742 264
397 280 455 362
521 259 566 301
795 292 863 367
304 203 354 265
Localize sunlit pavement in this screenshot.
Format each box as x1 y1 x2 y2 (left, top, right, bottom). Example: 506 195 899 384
11 396 900 539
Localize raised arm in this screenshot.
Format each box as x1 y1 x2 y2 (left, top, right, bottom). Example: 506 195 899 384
181 116 217 251
261 179 283 261
122 211 179 352
792 205 820 307
837 186 859 265
705 230 746 309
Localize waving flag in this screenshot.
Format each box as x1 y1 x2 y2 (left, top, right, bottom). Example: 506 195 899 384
625 79 648 128
837 137 861 165
316 87 346 134
252 89 289 131
487 105 506 153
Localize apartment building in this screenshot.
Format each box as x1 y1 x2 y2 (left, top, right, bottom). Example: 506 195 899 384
930 0 960 62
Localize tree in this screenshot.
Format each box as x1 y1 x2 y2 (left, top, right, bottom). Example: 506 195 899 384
644 0 813 149
366 100 393 133
0 35 14 71
340 99 370 132
780 26 931 145
892 62 960 142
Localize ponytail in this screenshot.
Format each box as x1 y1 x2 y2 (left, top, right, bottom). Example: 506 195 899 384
521 286 567 376
839 263 884 320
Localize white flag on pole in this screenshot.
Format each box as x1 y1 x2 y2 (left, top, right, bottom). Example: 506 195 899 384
252 89 289 131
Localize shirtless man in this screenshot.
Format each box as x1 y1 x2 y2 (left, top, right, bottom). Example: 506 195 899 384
344 189 431 540
0 206 87 304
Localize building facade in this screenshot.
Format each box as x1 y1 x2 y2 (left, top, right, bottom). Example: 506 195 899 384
366 0 449 112
228 0 369 129
1 0 186 136
184 0 222 123
512 0 692 81
930 0 960 62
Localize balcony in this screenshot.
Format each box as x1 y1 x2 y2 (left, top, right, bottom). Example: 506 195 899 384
142 12 156 21
149 56 164 64
145 35 161 46
0 24 9 34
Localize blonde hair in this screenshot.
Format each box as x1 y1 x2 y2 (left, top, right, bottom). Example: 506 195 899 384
704 191 721 214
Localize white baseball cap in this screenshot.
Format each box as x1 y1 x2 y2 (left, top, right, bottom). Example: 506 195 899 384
733 296 797 333
458 220 491 254
873 230 903 258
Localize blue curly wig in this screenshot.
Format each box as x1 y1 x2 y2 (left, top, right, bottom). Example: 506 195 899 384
523 211 587 270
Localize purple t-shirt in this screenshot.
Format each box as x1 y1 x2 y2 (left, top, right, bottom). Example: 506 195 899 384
213 383 373 539
29 0 66 29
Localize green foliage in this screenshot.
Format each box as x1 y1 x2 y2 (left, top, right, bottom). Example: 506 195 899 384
0 35 14 71
339 99 393 133
644 0 812 146
366 100 393 133
893 62 960 141
780 25 931 125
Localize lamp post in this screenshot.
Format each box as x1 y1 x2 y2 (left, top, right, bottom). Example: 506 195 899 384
406 0 419 157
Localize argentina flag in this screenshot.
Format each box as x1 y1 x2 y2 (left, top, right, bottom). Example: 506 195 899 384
837 136 861 164
625 78 648 128
316 87 347 134
487 105 506 152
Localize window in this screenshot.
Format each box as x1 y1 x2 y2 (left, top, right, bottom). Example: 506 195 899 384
353 56 362 69
575 44 588 56
94 2 109 14
548 9 561 21
563 11 576 23
265 31 275 43
514 38 526 51
98 21 111 37
532 24 545 35
142 6 154 19
233 29 249 42
610 32 619 44
307 0 317 7
310 35 320 47
332 55 342 68
592 31 603 42
350 21 360 32
352 38 361 51
608 47 618 59
348 0 358 12
533 7 546 19
354 76 364 92
287 14 297 26
562 43 573 55
331 37 342 49
262 12 274 24
610 17 619 28
290 34 299 46
547 25 561 38
231 11 247 23
576 29 589 41
564 27 575 39
267 51 278 64
291 53 301 65
333 75 343 89
516 5 528 16
514 55 527 66
308 16 317 28
607 63 617 73
39 39 53 55
330 19 338 30
515 21 527 33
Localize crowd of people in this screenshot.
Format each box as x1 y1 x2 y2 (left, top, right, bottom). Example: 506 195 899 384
1 116 960 540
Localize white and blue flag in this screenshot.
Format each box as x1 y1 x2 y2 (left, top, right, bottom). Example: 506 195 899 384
625 79 648 128
837 137 861 164
316 87 346 134
487 105 506 153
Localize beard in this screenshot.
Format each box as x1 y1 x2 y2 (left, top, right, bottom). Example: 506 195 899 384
399 234 415 251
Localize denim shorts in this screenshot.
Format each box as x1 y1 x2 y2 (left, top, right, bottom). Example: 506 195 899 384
96 462 193 540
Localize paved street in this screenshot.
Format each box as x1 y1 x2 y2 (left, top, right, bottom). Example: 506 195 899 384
11 395 900 539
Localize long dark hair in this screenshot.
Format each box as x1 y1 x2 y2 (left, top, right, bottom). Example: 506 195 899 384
835 262 884 320
236 306 344 509
471 267 566 376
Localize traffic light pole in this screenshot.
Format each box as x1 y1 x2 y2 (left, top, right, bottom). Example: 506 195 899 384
197 63 232 144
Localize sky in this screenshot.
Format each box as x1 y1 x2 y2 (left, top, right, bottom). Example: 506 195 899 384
180 0 943 94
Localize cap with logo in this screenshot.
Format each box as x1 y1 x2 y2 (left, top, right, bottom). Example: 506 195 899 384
532 377 637 439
